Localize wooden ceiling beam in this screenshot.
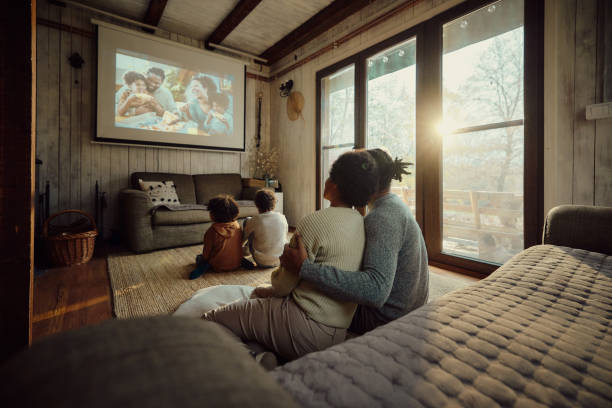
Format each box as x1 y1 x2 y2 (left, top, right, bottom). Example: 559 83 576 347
260 0 372 65
205 0 263 48
142 0 168 32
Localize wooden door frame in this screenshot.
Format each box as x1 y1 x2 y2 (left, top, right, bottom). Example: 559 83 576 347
0 0 36 360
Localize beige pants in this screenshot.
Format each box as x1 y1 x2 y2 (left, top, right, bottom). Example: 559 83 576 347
202 296 346 361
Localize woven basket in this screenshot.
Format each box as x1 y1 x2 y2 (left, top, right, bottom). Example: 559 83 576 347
43 210 98 267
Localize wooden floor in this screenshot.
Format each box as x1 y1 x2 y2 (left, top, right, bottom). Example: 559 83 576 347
33 244 481 342
32 245 114 342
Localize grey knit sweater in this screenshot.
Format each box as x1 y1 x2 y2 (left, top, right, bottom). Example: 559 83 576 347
300 193 429 327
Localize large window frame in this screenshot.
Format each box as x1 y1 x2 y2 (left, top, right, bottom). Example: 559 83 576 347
315 0 543 275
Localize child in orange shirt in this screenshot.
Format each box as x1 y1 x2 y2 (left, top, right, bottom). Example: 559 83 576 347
190 195 243 279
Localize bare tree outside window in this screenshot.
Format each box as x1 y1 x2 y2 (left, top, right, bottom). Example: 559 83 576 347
442 0 524 264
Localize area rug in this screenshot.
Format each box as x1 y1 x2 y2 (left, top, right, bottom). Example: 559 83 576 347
108 245 477 318
428 271 475 301
108 245 273 318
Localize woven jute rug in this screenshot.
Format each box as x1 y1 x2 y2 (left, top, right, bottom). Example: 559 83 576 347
108 244 475 319
108 245 273 318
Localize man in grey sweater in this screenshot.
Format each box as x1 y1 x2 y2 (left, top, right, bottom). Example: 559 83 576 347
281 149 429 333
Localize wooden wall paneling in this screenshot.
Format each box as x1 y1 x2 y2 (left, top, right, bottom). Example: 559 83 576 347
181 150 190 174
47 4 61 216
58 7 72 214
109 146 129 233
297 61 316 222
572 0 597 205
543 0 576 215
99 144 111 235
128 147 145 181
78 11 94 218
222 153 240 173
90 141 101 219
190 150 205 174
167 148 178 173
594 118 612 206
36 0 49 221
208 152 224 173
69 7 83 216
158 148 169 172
145 147 158 172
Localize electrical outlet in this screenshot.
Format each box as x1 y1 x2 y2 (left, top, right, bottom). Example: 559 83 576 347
586 102 612 120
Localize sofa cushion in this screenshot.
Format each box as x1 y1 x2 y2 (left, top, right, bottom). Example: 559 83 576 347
193 173 242 204
153 208 211 226
0 317 298 408
131 172 196 204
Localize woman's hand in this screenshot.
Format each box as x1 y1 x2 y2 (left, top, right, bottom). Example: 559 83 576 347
279 233 307 274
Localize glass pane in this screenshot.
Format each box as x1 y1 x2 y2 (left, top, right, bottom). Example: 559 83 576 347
320 65 355 206
320 65 355 147
442 126 524 264
366 38 416 216
321 146 353 209
442 0 524 131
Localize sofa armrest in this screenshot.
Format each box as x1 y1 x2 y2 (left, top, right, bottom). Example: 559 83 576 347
0 317 298 407
542 205 612 255
119 189 155 253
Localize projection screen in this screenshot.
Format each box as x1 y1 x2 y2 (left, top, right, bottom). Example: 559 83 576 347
95 21 246 151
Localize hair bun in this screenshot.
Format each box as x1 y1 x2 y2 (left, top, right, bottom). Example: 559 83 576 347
392 157 412 182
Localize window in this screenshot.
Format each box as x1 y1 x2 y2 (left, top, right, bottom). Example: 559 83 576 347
440 0 524 265
316 0 542 275
319 65 355 209
366 38 417 216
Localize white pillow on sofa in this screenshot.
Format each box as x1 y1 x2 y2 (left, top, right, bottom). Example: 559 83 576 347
138 179 181 206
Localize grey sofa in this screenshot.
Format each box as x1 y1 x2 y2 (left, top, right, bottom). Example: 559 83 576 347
2 205 611 407
119 172 260 253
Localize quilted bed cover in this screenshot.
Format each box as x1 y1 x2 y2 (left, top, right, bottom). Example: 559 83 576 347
273 245 612 407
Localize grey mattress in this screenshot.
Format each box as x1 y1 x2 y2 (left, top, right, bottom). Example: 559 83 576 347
273 245 612 407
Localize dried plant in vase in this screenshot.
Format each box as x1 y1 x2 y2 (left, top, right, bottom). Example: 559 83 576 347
252 147 280 182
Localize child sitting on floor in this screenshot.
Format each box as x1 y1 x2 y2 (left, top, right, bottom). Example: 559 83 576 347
189 195 243 279
242 189 288 268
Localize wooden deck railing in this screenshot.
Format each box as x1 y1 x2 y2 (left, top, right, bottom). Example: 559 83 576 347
390 186 523 256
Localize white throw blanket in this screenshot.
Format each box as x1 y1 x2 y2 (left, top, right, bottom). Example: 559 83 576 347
173 285 254 317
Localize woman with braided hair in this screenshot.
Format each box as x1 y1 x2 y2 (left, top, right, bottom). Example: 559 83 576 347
281 148 429 334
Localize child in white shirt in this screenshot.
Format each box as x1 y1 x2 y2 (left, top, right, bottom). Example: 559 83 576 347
243 189 288 268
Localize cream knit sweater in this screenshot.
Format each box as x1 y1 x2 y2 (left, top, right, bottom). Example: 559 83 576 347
270 206 365 328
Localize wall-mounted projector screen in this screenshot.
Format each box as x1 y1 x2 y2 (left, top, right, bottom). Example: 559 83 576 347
96 21 245 151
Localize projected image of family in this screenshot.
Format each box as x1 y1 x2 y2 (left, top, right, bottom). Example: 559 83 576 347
114 51 233 137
